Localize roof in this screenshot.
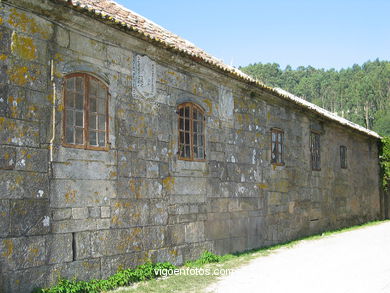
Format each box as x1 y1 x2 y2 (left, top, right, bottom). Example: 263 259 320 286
50 0 380 139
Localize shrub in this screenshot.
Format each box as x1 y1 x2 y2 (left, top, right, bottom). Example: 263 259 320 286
33 262 176 293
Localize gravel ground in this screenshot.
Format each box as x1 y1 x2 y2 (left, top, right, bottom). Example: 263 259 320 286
207 222 390 293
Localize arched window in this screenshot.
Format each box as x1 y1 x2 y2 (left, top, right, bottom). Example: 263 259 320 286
63 73 109 150
177 102 205 161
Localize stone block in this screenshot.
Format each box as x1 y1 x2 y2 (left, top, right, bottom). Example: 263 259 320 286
52 218 97 233
166 224 185 246
0 146 16 170
118 151 146 178
143 226 166 250
89 207 100 218
111 199 149 228
101 252 140 278
90 228 143 258
52 208 72 221
185 221 205 243
50 179 115 208
146 161 159 178
15 147 48 172
205 219 230 240
10 199 50 236
148 200 168 225
72 207 89 219
52 160 117 180
101 206 111 218
0 118 40 147
0 200 10 237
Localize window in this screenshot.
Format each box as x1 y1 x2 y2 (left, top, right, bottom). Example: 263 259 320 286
63 73 108 150
271 128 284 165
310 132 321 170
177 103 205 161
340 145 347 169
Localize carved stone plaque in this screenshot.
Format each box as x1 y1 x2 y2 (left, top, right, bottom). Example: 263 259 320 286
132 54 156 99
219 85 234 119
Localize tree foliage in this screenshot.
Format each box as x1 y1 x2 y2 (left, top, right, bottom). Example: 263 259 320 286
240 59 390 136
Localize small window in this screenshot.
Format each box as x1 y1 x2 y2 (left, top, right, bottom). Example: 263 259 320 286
310 132 321 170
177 103 205 161
271 128 284 165
340 145 347 169
63 73 109 150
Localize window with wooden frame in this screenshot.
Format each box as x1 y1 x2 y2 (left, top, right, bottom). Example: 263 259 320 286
63 73 109 150
271 128 284 165
177 103 205 161
310 131 321 170
340 145 347 169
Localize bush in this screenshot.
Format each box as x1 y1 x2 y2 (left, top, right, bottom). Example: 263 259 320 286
380 136 390 190
33 262 176 293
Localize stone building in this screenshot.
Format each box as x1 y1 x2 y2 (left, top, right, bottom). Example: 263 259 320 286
0 0 384 292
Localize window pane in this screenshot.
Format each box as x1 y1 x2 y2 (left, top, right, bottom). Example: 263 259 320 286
98 132 105 147
198 147 204 159
197 111 203 121
193 134 198 146
185 132 190 144
90 98 96 113
185 145 190 158
75 93 84 110
179 132 184 144
179 118 184 130
185 119 189 131
193 120 198 132
98 115 105 130
97 86 106 99
90 79 97 97
179 107 184 117
76 77 83 93
66 77 75 90
184 107 189 117
75 128 83 144
75 111 83 127
65 93 74 108
89 131 97 146
66 110 74 126
89 113 97 130
272 132 276 142
66 127 74 144
97 98 105 114
193 146 198 158
193 109 197 119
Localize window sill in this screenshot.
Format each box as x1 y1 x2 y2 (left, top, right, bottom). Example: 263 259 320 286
62 143 109 152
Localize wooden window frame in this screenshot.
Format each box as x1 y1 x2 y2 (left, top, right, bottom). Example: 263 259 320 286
177 102 206 162
310 131 321 171
340 145 347 169
62 73 110 151
271 128 284 165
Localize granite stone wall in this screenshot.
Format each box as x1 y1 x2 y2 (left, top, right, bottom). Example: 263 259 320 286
0 1 382 292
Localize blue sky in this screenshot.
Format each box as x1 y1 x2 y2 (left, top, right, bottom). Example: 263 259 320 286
115 0 389 70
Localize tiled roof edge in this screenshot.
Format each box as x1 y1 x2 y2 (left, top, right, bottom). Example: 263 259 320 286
48 0 381 139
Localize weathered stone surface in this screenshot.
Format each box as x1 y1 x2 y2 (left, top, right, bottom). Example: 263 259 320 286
9 199 50 236
0 200 10 237
50 179 115 208
0 170 49 199
0 118 40 147
0 146 16 170
0 2 383 292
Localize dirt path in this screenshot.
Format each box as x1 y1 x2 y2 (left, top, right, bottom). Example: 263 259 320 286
207 222 390 293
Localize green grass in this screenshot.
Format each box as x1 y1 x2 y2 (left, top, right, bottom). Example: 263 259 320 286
108 219 389 293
